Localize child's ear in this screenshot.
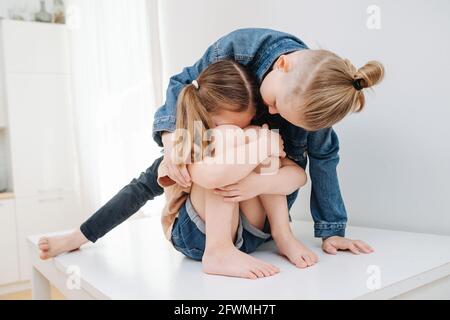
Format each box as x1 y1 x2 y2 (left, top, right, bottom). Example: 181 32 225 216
275 55 290 72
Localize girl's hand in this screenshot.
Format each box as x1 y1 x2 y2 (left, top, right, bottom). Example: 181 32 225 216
164 155 191 188
162 132 191 188
322 236 374 255
259 124 286 158
214 172 265 202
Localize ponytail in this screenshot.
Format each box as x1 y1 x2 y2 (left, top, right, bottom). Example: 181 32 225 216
297 50 385 130
174 82 214 165
347 59 385 112
173 60 256 165
355 60 385 89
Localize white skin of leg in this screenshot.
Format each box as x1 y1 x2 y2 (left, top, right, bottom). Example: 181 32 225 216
258 194 318 268
240 156 318 268
189 183 279 279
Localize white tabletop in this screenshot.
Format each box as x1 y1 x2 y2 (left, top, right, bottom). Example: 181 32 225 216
28 217 450 299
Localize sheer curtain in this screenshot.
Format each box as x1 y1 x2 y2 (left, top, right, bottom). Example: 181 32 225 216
66 0 165 219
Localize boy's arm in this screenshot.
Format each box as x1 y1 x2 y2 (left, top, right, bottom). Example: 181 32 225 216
308 128 374 254
152 46 217 147
307 128 347 238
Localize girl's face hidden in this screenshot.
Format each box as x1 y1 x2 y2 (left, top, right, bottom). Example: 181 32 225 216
210 103 257 129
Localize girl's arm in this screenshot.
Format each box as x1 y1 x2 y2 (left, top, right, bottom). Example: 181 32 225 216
214 157 307 202
257 156 307 195
188 125 283 189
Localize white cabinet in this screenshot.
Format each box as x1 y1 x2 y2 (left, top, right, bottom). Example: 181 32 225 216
7 74 78 197
0 20 82 285
0 199 20 285
2 20 69 74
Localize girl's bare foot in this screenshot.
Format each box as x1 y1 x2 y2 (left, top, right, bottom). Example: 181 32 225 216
274 233 318 268
38 229 89 260
202 245 280 280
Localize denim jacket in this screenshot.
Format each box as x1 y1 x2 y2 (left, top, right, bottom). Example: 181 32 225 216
152 28 347 238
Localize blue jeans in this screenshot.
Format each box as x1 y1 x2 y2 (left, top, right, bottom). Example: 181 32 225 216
80 156 165 243
171 196 272 261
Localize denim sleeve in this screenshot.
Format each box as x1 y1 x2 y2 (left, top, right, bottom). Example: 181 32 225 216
80 156 164 243
307 128 347 238
152 46 217 147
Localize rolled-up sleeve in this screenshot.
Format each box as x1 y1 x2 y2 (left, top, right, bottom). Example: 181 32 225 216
307 128 347 238
152 45 217 147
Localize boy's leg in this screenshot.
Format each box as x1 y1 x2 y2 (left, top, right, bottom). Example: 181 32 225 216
258 194 318 268
190 185 279 279
39 156 165 260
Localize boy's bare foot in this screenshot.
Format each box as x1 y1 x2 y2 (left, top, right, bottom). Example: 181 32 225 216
202 246 280 280
38 229 89 260
274 234 318 268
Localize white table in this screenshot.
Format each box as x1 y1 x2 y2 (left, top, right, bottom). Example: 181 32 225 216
28 217 450 300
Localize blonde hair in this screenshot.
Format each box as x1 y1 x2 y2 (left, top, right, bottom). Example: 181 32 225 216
296 49 384 130
174 60 256 163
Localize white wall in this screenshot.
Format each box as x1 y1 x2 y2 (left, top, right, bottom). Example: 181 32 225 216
157 0 450 235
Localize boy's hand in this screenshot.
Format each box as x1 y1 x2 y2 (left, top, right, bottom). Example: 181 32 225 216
162 132 191 188
322 236 374 255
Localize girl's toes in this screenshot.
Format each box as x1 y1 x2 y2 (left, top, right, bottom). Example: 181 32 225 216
261 266 274 277
263 265 276 275
265 263 279 274
294 257 308 269
247 272 257 280
270 266 280 274
256 267 269 277
252 268 264 278
39 243 50 251
303 255 314 266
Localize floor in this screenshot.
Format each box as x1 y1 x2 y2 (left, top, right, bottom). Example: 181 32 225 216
0 286 65 300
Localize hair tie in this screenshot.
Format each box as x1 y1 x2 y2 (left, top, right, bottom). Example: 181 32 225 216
192 80 200 90
352 79 363 91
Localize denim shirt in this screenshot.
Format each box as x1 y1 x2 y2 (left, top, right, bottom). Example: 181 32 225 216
152 28 347 238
